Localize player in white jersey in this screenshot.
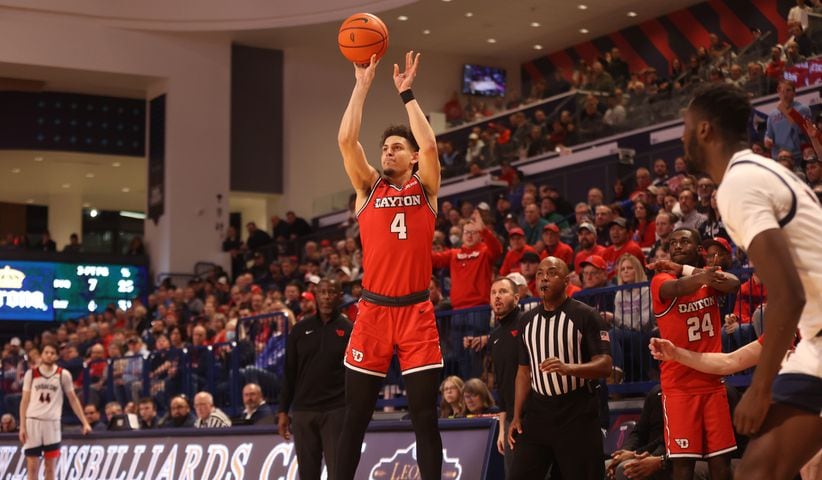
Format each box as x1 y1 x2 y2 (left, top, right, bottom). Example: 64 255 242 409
682 83 822 480
19 343 91 480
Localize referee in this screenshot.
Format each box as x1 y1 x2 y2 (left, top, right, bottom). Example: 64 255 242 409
507 256 612 480
278 279 352 480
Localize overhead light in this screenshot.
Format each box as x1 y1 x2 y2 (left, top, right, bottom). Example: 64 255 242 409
442 0 451 2
112 161 121 167
422 29 431 35
533 44 544 50
530 22 541 27
121 187 131 193
487 38 497 44
579 28 589 34
82 202 91 208
465 12 473 17
120 211 146 220
26 199 35 204
85 172 95 178
397 15 408 21
627 11 637 17
11 168 21 174
34 156 44 162
61 183 71 189
578 4 588 9
89 209 99 218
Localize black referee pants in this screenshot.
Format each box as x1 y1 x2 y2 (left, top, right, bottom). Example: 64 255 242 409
509 387 605 480
291 407 346 480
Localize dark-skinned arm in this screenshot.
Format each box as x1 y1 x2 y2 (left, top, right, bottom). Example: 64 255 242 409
507 365 532 448
658 268 716 300
734 229 805 435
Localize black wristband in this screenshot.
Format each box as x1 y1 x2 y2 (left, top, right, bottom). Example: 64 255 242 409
400 89 415 104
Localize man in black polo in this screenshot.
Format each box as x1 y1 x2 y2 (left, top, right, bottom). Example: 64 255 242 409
278 279 352 480
508 256 612 480
488 277 521 477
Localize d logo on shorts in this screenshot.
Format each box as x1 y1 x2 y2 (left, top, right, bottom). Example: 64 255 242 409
352 349 364 362
675 438 690 449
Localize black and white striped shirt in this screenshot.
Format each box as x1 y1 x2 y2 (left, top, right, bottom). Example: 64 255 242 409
518 298 611 396
194 408 232 428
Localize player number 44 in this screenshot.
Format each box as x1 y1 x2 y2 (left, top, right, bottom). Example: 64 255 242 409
390 213 408 240
687 313 715 342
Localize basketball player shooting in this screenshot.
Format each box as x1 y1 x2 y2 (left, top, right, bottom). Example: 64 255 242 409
682 83 822 480
19 343 91 480
334 51 443 480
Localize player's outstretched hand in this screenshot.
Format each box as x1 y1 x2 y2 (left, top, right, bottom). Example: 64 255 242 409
81 423 92 435
648 337 677 361
734 386 771 437
507 417 523 450
354 54 379 88
19 427 26 444
393 50 420 93
646 259 683 276
539 357 570 375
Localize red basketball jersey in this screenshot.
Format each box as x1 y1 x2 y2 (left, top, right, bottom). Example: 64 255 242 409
651 272 724 393
357 174 436 297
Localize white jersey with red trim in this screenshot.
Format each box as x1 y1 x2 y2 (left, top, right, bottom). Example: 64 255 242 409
22 365 73 421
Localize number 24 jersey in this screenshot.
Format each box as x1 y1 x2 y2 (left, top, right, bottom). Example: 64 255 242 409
652 272 723 393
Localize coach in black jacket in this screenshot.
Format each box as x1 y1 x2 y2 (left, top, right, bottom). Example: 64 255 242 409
278 279 352 480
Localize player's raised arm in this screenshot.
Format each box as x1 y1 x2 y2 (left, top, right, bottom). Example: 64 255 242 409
339 55 380 195
393 51 440 199
649 337 761 376
735 228 805 435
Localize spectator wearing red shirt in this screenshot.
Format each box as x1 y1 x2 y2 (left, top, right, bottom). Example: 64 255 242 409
499 228 537 276
631 200 656 248
736 272 767 324
538 224 574 267
573 222 607 273
431 211 503 309
602 217 645 278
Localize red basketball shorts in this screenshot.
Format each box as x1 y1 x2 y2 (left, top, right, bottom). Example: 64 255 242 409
344 299 443 376
662 388 737 458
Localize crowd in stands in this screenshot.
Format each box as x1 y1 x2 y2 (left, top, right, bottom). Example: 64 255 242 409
0 231 146 255
1 7 819 448
437 7 822 180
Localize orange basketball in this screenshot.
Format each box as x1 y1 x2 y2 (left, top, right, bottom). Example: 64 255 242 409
338 13 389 65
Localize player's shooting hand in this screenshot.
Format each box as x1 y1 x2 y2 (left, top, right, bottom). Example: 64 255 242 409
277 412 291 440
393 50 420 93
646 260 683 276
354 54 379 87
734 384 771 437
539 357 571 375
648 338 677 362
507 417 522 449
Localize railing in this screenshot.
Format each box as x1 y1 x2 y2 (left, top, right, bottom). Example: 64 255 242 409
0 274 765 418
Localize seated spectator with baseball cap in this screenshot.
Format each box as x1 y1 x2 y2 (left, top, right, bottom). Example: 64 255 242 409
499 227 538 276
578 255 616 326
539 224 574 267
574 222 607 274
602 217 645 279
519 252 541 296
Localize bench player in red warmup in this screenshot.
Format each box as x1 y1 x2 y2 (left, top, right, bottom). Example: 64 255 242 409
334 51 443 480
651 228 740 480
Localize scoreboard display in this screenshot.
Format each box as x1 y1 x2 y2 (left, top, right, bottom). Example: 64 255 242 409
0 260 148 321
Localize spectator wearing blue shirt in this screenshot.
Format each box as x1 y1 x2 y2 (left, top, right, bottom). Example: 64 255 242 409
764 79 810 161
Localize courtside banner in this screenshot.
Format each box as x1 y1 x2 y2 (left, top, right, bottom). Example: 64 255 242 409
0 419 500 479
